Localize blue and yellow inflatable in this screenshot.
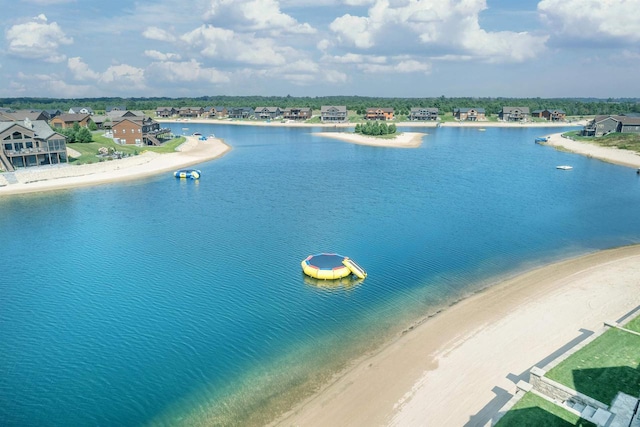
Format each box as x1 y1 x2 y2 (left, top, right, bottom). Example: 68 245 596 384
174 169 201 180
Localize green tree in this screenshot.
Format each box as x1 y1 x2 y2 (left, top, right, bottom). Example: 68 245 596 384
88 120 98 131
77 127 93 143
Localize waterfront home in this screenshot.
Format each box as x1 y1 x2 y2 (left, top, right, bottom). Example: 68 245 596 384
320 106 348 123
228 107 254 119
453 108 486 121
499 107 530 121
409 107 439 121
254 107 282 120
0 119 67 171
532 109 566 121
178 107 204 119
107 110 143 120
106 106 126 113
50 113 92 129
583 115 640 137
283 107 312 121
365 108 394 121
111 117 171 146
156 107 176 118
211 106 228 118
68 106 94 115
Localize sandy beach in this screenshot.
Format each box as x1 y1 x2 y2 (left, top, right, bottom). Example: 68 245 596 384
275 244 640 427
544 132 640 169
315 131 426 148
0 136 230 196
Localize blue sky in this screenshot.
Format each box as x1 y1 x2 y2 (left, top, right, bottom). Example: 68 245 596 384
2 0 639 99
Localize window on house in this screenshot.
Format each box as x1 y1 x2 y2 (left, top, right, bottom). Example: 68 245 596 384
4 143 12 151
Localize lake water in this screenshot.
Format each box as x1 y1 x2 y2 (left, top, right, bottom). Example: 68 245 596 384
1 124 640 426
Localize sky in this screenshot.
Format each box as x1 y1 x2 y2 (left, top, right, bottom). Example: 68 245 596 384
1 0 639 99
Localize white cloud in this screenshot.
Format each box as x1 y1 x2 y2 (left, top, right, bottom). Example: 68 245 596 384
142 26 177 42
538 0 640 43
146 59 230 84
204 0 316 34
6 14 73 62
144 50 182 61
67 57 100 80
329 0 548 63
181 24 292 66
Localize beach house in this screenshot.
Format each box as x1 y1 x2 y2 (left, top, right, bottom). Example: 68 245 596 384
499 107 530 122
156 107 176 118
453 108 485 121
111 117 171 146
228 107 254 119
283 107 312 121
365 108 394 121
68 106 94 115
0 119 67 171
583 115 640 137
532 109 566 121
409 108 439 121
320 106 348 123
254 107 282 120
50 113 92 129
178 107 204 119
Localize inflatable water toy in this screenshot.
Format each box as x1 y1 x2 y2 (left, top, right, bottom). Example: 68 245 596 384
174 169 201 179
301 253 367 280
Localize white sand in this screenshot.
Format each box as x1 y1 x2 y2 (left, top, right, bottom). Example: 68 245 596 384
315 131 425 148
0 136 230 196
544 132 640 169
275 245 640 427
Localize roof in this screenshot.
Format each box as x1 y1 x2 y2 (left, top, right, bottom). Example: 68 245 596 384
255 106 281 112
502 107 530 114
320 106 347 113
366 107 394 112
0 119 63 140
53 113 91 123
69 106 94 114
106 106 126 112
454 108 484 113
619 116 640 125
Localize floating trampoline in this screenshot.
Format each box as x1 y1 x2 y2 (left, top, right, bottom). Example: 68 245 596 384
301 253 367 280
174 169 201 179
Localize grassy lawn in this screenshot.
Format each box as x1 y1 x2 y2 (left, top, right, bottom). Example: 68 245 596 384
546 328 640 405
563 130 640 153
495 392 595 427
624 314 640 333
68 134 186 164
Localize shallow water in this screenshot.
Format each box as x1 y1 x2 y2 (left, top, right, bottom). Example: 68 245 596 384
1 125 640 426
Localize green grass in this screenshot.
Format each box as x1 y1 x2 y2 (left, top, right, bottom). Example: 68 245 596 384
68 135 186 164
495 392 595 427
546 328 640 404
563 130 640 153
624 314 640 333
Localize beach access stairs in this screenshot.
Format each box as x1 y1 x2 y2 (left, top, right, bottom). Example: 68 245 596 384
144 135 162 146
0 150 15 172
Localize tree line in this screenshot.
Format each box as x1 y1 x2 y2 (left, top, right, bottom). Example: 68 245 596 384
355 122 397 136
1 96 639 117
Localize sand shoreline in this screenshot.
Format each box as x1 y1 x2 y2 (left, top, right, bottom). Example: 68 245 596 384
544 132 640 169
274 244 640 426
315 131 426 148
0 136 230 196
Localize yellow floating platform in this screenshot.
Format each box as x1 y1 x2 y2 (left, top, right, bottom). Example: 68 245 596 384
301 253 366 280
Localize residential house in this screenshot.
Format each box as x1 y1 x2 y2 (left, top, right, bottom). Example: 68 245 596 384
106 110 143 120
283 107 312 121
320 106 347 123
156 107 177 118
409 107 439 121
68 106 94 115
453 108 486 121
584 115 640 136
254 107 282 120
106 106 127 113
91 115 107 129
0 119 67 171
177 107 204 118
365 108 394 121
532 109 566 121
228 107 254 119
45 109 62 119
111 117 171 146
50 113 92 129
9 110 50 122
211 106 228 118
499 107 529 121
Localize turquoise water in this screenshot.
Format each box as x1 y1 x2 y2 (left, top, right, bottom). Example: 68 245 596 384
1 125 640 426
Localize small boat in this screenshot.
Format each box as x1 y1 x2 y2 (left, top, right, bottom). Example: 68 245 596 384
556 165 573 170
478 128 486 131
192 132 202 136
535 137 548 143
174 169 201 179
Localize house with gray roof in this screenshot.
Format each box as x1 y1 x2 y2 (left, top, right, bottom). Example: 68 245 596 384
499 107 530 122
532 109 566 121
254 107 282 120
228 107 254 119
453 108 486 121
68 106 94 115
582 115 640 137
320 106 347 123
156 107 176 118
283 107 312 121
409 108 439 121
0 119 67 171
106 106 126 113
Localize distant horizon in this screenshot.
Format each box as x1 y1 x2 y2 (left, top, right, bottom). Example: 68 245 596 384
2 1 639 99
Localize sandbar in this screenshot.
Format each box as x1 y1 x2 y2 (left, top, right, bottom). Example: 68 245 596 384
0 136 230 196
274 244 640 426
544 132 640 169
315 131 426 148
